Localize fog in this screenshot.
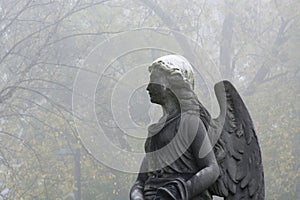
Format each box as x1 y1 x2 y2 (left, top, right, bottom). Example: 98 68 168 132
0 0 299 199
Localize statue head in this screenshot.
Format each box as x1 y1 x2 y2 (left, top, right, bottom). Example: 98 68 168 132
146 54 211 128
146 55 196 105
146 55 195 105
148 55 195 90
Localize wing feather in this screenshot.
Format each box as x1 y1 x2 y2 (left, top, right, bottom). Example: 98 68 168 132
208 81 264 200
219 179 229 197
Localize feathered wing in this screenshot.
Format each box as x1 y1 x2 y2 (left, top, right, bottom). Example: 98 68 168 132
208 81 264 200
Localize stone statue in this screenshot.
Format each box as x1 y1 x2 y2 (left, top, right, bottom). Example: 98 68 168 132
130 55 264 200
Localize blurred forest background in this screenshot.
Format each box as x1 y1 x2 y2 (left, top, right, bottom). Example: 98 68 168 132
0 0 299 199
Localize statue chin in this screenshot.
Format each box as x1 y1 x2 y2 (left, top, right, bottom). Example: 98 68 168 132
149 97 163 105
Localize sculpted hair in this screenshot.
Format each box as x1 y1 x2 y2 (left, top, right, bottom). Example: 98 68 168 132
149 60 211 130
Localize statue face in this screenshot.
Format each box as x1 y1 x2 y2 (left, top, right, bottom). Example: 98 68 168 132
146 69 168 105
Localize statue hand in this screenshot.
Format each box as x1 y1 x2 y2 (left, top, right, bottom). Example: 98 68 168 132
130 191 144 200
130 181 144 200
130 190 144 200
131 196 144 200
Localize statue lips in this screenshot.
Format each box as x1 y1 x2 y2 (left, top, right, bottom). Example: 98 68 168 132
148 92 158 103
148 91 158 98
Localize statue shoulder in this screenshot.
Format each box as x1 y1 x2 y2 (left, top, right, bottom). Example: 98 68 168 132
180 111 205 130
178 111 207 143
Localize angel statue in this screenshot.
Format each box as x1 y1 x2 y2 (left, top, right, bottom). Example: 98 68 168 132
130 55 264 200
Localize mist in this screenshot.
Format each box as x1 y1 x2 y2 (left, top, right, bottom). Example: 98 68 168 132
0 0 299 199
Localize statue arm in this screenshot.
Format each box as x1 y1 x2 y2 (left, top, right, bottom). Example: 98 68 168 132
186 151 219 198
184 115 220 199
130 157 148 200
